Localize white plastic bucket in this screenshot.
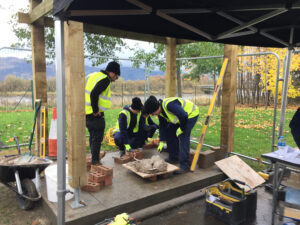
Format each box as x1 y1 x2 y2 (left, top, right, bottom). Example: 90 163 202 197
45 164 74 202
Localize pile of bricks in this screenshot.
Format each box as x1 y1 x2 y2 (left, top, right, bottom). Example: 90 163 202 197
81 165 113 192
114 150 143 164
86 152 106 171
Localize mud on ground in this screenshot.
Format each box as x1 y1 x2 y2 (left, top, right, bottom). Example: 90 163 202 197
0 183 51 225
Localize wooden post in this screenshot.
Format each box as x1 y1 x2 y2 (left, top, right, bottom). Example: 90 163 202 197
220 45 238 154
165 38 176 97
64 21 87 188
30 0 48 155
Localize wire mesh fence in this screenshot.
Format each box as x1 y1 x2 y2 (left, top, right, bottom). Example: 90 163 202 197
0 47 299 158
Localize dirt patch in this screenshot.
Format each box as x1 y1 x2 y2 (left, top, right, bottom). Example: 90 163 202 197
0 184 51 225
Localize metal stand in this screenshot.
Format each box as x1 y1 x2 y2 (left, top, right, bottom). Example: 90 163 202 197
70 188 86 209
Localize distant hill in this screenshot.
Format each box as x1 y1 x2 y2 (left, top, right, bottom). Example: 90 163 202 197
0 57 165 81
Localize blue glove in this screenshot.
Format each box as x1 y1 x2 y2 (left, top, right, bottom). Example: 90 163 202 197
176 128 183 137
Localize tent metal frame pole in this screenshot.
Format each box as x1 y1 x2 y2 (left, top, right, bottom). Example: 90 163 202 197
278 26 294 138
278 49 293 138
54 18 66 225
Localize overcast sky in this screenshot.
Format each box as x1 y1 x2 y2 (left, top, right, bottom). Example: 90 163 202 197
0 0 153 58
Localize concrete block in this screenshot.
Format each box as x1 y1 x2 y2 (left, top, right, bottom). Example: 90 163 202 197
214 149 228 161
189 150 195 162
198 150 216 169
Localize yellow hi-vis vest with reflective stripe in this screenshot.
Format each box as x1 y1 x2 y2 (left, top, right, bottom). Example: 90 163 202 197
161 97 199 124
113 109 141 133
85 72 111 115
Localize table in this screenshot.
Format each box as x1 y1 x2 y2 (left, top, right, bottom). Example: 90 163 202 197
262 149 300 225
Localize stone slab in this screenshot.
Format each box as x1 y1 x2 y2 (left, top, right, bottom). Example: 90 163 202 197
41 149 225 225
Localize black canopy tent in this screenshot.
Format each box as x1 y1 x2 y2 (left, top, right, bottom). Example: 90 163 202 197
52 1 300 224
53 0 300 48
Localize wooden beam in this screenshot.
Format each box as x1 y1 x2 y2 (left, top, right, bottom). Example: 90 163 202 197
220 44 238 153
28 0 53 24
69 9 149 17
30 0 48 155
165 37 177 97
84 23 167 44
18 12 194 45
64 21 87 188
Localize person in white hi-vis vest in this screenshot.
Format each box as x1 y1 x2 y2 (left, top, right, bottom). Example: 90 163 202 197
85 61 120 165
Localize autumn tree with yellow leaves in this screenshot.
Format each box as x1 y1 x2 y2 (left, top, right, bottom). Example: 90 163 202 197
237 47 300 107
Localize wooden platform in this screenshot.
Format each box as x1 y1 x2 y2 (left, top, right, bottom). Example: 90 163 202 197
122 162 179 181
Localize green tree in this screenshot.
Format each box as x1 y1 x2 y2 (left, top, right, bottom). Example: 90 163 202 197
130 42 224 82
9 9 127 65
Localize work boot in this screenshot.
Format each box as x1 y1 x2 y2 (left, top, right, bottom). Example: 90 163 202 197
165 158 179 164
173 168 189 175
99 151 106 160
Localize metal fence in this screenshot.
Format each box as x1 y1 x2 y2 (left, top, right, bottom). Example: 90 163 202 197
0 47 299 157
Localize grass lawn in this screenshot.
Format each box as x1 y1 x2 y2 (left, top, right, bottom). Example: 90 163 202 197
0 106 297 170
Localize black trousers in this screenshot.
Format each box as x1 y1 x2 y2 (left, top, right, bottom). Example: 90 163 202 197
86 115 105 164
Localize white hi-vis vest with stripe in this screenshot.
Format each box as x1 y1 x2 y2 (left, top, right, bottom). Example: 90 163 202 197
113 109 141 134
85 72 111 114
161 97 199 124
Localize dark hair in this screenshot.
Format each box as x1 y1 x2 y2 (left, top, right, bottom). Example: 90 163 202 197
131 97 143 110
105 61 121 75
143 95 160 114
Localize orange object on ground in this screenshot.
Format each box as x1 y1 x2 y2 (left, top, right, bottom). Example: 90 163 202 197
48 107 57 157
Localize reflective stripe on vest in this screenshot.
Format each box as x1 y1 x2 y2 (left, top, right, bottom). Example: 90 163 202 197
85 72 111 114
161 97 199 124
114 110 141 133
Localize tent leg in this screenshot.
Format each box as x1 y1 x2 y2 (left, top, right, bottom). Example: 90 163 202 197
70 188 86 209
278 48 292 137
54 17 67 225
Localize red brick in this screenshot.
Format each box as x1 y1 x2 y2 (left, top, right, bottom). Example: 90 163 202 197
88 171 97 182
129 150 143 160
81 182 100 192
114 155 132 164
104 174 113 186
86 165 91 172
86 156 92 171
94 173 105 183
97 165 113 176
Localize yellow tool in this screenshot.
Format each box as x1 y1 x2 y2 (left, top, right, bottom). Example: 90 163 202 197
258 171 269 180
190 58 228 171
40 105 46 158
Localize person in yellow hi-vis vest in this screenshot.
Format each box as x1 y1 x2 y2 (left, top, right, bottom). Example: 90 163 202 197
85 61 120 165
143 96 199 174
114 97 158 157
